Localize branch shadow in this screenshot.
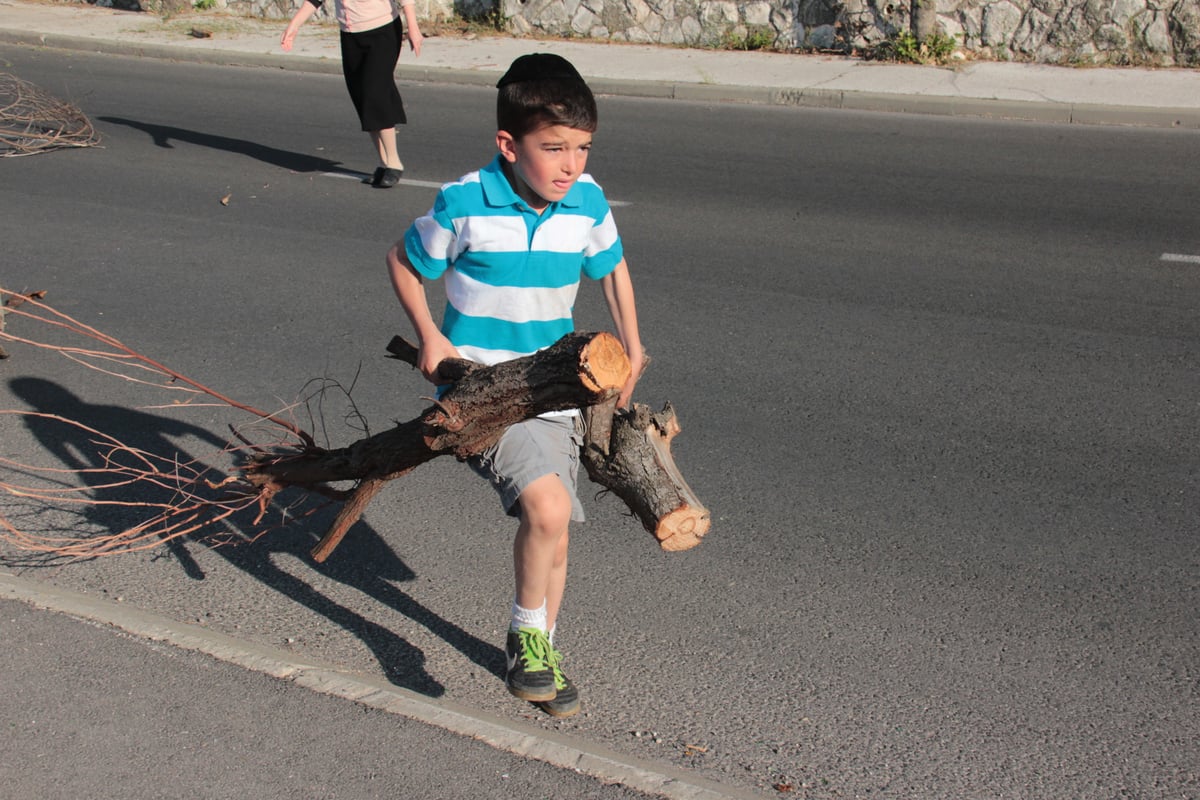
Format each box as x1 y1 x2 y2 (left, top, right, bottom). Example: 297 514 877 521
97 115 363 178
4 378 505 697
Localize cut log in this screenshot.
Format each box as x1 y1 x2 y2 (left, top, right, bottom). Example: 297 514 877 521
244 329 709 560
391 336 711 552
582 400 710 551
242 331 629 561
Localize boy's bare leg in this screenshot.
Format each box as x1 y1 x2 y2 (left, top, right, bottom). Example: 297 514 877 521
545 529 569 634
513 473 572 632
510 473 581 717
369 128 404 170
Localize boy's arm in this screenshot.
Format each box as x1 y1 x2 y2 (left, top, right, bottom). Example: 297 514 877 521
386 241 459 383
600 258 644 408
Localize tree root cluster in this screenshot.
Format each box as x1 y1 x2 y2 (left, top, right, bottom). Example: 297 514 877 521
0 73 100 157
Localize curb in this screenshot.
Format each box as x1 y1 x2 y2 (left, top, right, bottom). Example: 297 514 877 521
0 28 343 74
2 27 1198 129
0 571 766 800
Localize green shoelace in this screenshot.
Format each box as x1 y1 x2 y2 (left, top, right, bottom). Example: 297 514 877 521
547 644 568 690
515 626 551 671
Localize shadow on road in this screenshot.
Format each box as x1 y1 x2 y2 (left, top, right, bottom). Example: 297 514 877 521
4 378 504 696
97 115 355 176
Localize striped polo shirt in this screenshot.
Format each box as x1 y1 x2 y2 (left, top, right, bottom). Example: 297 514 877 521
404 154 624 367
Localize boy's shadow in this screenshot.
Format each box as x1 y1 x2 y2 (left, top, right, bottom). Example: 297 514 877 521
7 378 505 696
98 116 362 177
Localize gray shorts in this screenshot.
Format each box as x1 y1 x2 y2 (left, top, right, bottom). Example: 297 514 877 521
468 414 586 522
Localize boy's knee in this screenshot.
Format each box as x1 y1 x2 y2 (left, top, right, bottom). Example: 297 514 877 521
519 474 572 532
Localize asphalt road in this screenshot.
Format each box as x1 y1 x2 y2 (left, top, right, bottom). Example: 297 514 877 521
2 44 1198 798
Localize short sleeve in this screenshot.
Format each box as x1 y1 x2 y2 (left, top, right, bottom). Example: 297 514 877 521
404 192 456 280
582 207 623 280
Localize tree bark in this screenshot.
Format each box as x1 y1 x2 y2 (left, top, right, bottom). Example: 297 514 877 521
393 335 711 551
242 331 630 561
582 399 710 551
241 329 709 560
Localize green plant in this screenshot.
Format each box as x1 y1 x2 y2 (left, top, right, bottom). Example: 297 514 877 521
720 25 776 52
425 6 508 38
193 0 217 10
871 29 959 64
460 2 506 34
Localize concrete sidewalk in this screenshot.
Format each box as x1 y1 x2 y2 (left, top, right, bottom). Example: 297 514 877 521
2 0 1199 128
1 571 760 800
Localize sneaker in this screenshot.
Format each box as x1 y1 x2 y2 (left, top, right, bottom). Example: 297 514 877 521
536 643 581 718
505 627 556 702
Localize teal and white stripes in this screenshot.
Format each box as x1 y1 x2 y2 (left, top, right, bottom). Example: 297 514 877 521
404 155 623 368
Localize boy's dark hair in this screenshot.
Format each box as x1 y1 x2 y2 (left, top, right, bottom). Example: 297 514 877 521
496 53 598 138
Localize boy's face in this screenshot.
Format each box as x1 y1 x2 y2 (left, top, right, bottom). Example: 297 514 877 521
496 124 593 211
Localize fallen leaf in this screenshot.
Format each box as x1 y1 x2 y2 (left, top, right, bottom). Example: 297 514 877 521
220 194 231 206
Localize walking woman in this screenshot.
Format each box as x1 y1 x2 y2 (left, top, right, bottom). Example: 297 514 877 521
281 0 423 187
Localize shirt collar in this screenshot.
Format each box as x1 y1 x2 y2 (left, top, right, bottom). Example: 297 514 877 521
479 154 584 213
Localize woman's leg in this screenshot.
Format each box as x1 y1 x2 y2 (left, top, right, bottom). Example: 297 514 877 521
342 20 406 179
370 128 403 170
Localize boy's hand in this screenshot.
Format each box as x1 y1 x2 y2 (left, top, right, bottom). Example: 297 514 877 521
417 334 461 385
617 378 637 409
617 347 645 408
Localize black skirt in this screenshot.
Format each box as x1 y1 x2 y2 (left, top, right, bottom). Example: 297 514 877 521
339 17 407 131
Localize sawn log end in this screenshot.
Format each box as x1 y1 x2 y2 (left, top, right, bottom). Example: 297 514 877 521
579 332 631 393
654 506 711 551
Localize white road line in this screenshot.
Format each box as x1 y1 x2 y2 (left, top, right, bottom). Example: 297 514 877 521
321 172 631 205
391 177 452 190
321 171 370 181
1161 253 1200 264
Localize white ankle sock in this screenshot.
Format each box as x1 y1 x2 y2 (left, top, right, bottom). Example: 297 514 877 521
510 599 547 633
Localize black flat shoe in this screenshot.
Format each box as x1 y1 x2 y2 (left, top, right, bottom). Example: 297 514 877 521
376 167 403 188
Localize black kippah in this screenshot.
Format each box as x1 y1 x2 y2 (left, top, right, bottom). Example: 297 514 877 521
496 53 585 88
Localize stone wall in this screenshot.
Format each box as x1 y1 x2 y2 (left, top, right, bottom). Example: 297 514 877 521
220 0 1200 66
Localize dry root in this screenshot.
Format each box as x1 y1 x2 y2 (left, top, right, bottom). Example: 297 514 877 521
0 288 329 560
0 72 101 157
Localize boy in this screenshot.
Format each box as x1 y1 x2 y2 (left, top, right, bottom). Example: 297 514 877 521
385 53 643 718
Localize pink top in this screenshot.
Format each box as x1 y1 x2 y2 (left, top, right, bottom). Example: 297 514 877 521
312 0 409 34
